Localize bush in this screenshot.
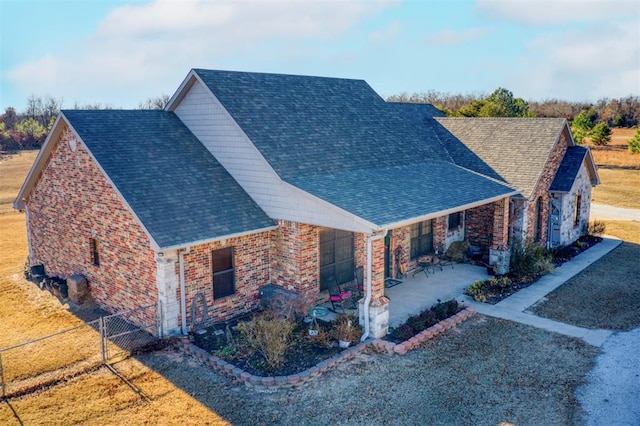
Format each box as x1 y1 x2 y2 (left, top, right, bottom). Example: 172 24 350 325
237 311 295 369
588 220 606 236
388 299 461 342
466 280 487 302
510 239 554 282
628 128 640 154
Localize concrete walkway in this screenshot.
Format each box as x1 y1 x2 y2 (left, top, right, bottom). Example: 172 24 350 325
590 202 640 222
460 237 622 347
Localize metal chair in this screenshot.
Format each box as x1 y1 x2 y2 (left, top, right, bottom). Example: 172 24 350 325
327 276 352 313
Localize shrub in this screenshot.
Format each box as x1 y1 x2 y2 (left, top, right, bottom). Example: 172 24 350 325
466 280 487 302
629 128 640 154
588 220 606 236
237 311 295 369
391 324 415 342
510 239 554 282
331 313 360 344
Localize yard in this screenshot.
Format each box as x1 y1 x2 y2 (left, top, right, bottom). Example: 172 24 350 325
1 144 639 425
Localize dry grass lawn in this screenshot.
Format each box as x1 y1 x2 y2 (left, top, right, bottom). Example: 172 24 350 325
588 128 640 209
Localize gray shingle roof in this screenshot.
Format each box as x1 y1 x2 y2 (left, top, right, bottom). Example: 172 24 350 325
550 146 588 192
289 160 517 226
62 110 275 250
434 117 567 199
194 70 516 225
194 70 453 179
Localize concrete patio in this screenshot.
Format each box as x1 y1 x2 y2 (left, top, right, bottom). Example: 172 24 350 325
385 262 488 328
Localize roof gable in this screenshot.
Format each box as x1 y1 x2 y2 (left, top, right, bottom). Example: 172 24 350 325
53 110 274 250
435 117 568 199
192 69 453 180
550 146 588 192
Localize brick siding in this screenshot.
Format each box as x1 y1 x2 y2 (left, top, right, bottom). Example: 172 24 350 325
26 127 157 314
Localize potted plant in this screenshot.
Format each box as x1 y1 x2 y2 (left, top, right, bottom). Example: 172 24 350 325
332 314 359 348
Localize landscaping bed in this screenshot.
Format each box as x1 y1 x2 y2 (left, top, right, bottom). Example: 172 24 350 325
466 235 603 304
384 299 464 343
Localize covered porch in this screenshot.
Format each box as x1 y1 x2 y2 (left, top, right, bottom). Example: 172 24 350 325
384 263 488 328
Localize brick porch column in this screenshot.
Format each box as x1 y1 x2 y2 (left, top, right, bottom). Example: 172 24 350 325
490 197 511 274
358 236 389 339
155 250 180 336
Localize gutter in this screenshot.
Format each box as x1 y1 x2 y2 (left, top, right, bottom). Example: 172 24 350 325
361 229 388 342
178 246 191 335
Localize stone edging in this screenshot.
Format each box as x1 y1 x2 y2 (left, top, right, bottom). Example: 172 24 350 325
372 306 477 355
174 337 368 391
174 306 476 391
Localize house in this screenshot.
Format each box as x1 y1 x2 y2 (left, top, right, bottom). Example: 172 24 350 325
14 69 599 339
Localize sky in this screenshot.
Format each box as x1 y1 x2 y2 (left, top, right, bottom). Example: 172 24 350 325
1 0 639 112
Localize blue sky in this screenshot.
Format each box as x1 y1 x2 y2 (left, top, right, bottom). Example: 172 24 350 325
1 0 639 112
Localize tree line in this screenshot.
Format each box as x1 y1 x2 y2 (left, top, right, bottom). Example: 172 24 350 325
388 88 640 147
0 95 170 151
2 89 639 151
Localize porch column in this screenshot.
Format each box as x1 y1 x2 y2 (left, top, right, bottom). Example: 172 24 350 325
155 250 180 336
359 237 389 338
490 197 511 274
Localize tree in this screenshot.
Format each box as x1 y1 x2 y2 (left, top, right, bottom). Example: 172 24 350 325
590 122 611 146
138 94 170 110
25 95 62 127
14 118 47 148
454 87 533 118
629 128 640 154
571 109 596 144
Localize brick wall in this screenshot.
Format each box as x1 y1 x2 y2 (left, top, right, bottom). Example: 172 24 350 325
179 231 271 325
465 203 495 256
26 127 157 314
270 220 320 299
525 129 569 244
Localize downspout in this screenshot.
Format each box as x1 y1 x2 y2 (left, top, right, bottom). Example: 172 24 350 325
178 246 191 335
361 229 388 342
24 205 34 265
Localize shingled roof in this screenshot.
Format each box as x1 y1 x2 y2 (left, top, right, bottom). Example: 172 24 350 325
434 117 568 199
62 110 275 250
194 70 517 226
549 146 588 192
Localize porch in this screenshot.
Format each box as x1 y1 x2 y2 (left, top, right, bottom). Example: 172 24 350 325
384 263 488 328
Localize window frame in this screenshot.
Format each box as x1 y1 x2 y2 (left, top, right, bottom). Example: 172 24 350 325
212 247 235 300
410 220 433 259
573 194 582 227
89 238 100 267
533 197 543 242
448 212 462 231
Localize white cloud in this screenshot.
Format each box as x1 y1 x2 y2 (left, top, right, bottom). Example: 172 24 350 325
508 19 640 100
7 0 394 108
476 0 636 26
424 27 490 46
369 21 400 44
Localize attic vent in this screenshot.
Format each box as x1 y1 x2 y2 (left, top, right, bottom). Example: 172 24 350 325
69 134 78 152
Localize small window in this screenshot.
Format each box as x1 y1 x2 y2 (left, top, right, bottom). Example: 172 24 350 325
533 198 543 242
212 247 235 299
573 194 581 227
90 238 100 266
448 212 462 230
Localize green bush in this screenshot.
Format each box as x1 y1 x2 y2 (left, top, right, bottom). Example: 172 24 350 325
629 128 640 154
510 239 554 282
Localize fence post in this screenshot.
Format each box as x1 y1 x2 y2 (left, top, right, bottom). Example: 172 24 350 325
0 352 5 399
99 317 106 365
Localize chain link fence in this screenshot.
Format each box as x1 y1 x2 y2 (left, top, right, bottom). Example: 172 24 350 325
0 303 160 398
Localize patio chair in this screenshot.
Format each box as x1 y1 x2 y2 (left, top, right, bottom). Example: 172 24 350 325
327 276 352 313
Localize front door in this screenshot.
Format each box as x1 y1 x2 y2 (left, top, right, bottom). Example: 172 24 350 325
548 197 562 248
319 229 355 290
384 231 392 279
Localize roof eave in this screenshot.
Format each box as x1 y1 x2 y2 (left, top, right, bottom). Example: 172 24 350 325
14 114 66 211
157 224 279 252
165 69 198 112
379 189 520 230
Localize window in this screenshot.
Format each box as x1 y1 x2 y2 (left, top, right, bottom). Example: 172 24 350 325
90 238 100 266
448 212 462 230
212 247 235 299
573 194 581 227
319 229 354 290
410 220 433 259
533 198 543 242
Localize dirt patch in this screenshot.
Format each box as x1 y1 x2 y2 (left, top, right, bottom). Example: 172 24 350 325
530 242 640 331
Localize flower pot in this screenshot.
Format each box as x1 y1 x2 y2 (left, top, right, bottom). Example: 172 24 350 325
339 339 350 348
308 328 319 336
